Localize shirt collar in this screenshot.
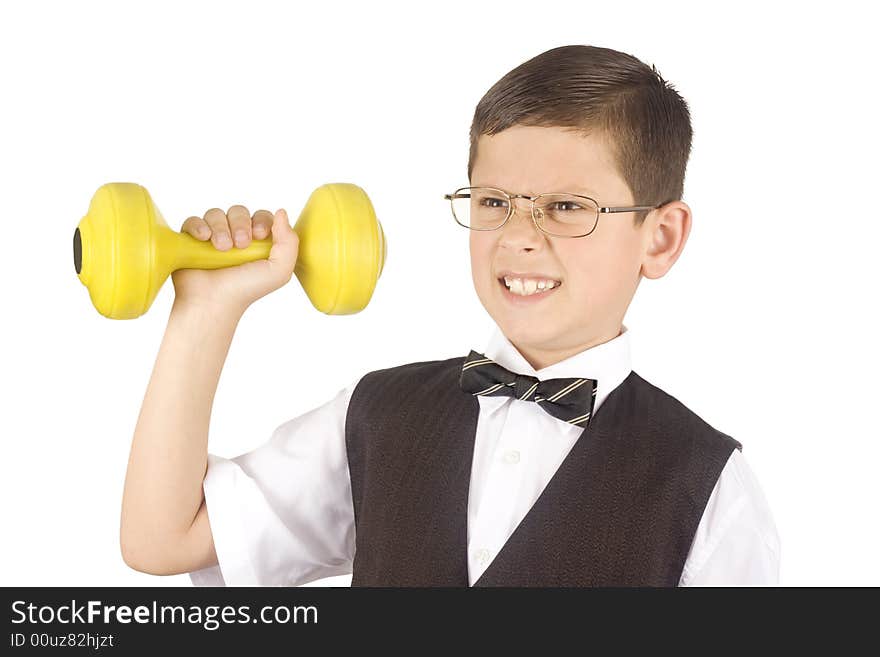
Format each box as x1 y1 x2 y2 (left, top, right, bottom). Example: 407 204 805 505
481 323 633 414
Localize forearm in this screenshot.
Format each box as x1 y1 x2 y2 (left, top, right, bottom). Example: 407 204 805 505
120 297 243 571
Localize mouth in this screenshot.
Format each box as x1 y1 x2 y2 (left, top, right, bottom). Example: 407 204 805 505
497 275 563 303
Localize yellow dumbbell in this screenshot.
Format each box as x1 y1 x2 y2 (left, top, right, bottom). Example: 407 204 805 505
73 182 387 319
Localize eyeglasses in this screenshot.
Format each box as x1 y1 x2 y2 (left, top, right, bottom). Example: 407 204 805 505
443 186 662 238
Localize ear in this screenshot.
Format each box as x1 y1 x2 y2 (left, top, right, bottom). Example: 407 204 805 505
640 201 692 280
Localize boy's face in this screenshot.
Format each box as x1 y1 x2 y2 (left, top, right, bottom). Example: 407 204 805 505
469 124 682 370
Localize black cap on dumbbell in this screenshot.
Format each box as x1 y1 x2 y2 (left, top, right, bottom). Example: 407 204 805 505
73 227 82 275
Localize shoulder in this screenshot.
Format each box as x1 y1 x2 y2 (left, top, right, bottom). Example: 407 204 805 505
356 355 466 389
347 355 468 411
723 449 779 542
627 370 743 453
344 355 476 446
681 447 781 584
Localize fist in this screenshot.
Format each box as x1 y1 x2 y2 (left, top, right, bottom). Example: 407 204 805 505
171 205 299 314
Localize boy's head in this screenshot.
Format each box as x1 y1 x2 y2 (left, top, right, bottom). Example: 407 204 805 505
465 45 695 370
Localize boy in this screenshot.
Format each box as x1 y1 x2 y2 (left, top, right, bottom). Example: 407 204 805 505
121 44 779 586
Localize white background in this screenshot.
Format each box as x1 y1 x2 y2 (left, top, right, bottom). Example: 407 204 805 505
1 0 877 586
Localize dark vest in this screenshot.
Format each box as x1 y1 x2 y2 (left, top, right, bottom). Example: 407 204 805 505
344 356 741 587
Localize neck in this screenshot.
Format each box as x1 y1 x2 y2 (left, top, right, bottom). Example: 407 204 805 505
513 325 623 371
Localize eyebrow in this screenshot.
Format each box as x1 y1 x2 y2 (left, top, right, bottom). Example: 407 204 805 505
569 187 602 197
475 184 602 197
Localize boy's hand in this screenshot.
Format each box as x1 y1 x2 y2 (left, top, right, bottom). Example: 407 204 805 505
171 205 299 314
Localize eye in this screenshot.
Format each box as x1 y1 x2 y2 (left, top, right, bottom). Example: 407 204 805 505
550 201 584 212
479 196 509 209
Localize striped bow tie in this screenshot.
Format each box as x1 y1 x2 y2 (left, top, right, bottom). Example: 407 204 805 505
459 350 598 427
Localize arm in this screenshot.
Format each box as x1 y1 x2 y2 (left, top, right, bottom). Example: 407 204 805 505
120 298 242 575
120 205 298 576
189 377 360 586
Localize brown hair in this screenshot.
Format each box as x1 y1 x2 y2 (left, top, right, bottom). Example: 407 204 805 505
468 45 693 225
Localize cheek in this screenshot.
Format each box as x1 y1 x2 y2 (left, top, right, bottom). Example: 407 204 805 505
469 234 493 279
562 245 620 302
571 237 637 304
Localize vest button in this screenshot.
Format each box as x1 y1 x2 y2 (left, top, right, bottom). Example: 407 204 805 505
474 548 492 565
502 449 521 464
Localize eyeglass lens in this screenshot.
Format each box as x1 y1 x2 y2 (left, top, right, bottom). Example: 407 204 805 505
450 188 599 237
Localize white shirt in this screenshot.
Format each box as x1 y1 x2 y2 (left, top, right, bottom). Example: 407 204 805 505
190 323 780 587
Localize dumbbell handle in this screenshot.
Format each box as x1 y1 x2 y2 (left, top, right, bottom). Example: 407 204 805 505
76 220 275 285
163 226 273 271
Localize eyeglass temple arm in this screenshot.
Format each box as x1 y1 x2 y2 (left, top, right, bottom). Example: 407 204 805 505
488 191 667 213
600 205 662 213
444 194 661 212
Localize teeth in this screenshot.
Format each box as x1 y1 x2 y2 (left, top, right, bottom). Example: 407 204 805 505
503 276 561 296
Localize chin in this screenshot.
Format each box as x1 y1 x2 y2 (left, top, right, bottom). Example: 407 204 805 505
495 313 557 347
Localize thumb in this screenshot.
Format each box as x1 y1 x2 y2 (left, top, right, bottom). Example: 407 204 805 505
267 208 298 271
270 208 294 243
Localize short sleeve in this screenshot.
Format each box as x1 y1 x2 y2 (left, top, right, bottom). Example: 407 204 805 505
188 376 362 586
679 448 781 586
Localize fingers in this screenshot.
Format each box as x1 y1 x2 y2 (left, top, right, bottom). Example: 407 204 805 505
203 208 233 250
184 206 281 251
181 216 210 240
227 204 254 249
251 210 274 240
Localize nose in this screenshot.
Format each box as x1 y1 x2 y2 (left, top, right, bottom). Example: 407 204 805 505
499 197 544 247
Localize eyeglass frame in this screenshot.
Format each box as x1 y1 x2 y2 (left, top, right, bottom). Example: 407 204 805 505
443 185 663 238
